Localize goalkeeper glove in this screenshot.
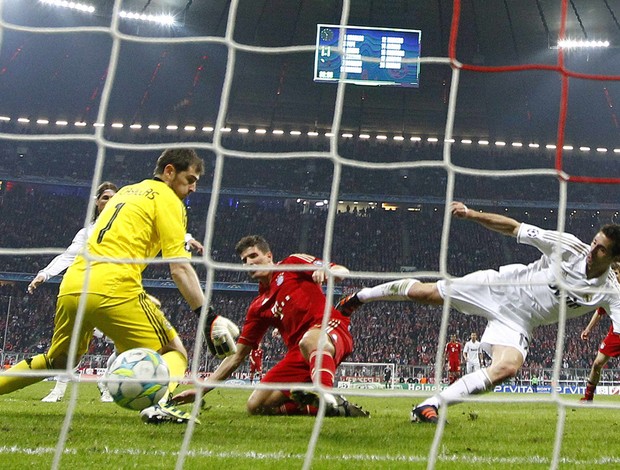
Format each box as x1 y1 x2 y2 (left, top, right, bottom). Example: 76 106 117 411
195 306 240 359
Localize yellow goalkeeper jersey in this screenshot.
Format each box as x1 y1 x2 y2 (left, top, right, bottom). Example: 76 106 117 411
59 178 190 299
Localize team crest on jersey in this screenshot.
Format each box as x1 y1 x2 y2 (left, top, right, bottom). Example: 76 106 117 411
313 260 324 266
276 273 284 286
526 227 540 238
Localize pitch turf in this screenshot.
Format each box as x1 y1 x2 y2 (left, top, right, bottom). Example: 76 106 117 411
0 382 618 469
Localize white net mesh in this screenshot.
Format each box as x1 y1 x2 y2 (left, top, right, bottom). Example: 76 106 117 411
2 0 620 468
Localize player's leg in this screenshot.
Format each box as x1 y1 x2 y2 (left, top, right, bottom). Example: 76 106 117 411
158 336 188 402
95 293 187 400
0 353 53 395
97 351 116 402
298 326 337 389
93 293 193 423
412 322 525 424
41 376 69 402
295 323 369 417
336 279 442 315
246 388 291 415
0 294 91 395
582 352 610 401
246 348 312 415
583 331 620 401
448 362 460 384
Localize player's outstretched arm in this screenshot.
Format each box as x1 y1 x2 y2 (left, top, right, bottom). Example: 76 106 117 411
171 343 251 405
184 234 204 255
169 260 240 358
27 273 46 294
27 227 88 294
452 201 521 237
311 262 350 284
581 308 604 340
169 260 204 310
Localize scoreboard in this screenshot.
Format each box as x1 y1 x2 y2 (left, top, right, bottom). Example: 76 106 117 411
314 24 422 87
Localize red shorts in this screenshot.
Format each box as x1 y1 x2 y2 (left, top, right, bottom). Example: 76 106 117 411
599 331 620 358
262 321 353 384
448 361 461 373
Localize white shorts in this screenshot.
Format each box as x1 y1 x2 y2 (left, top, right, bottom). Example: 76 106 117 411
437 272 531 362
466 361 481 374
480 320 529 361
437 271 531 327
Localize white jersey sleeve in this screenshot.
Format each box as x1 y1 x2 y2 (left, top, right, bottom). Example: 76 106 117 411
516 223 589 260
37 226 89 282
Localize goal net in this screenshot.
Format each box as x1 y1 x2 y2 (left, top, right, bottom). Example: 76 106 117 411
2 0 620 469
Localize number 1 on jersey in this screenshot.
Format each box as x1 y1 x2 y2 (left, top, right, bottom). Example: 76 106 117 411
97 203 125 243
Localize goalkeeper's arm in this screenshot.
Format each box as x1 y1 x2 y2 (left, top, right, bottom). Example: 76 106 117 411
196 306 240 359
169 260 240 358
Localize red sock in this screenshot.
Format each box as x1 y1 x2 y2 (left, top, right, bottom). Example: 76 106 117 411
584 382 596 400
276 401 318 416
309 351 336 387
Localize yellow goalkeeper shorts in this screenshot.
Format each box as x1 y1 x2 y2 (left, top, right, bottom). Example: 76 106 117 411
48 291 179 361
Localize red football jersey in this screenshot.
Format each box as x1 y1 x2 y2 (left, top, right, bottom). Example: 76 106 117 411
238 254 350 350
446 341 462 363
250 348 264 368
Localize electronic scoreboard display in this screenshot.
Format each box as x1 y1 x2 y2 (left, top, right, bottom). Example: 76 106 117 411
314 24 421 87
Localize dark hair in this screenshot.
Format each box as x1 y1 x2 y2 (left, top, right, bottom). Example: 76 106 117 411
153 148 204 176
601 224 620 257
96 181 118 199
93 181 118 221
235 235 271 256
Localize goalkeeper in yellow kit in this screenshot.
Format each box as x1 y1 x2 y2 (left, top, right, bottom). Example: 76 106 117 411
0 148 239 424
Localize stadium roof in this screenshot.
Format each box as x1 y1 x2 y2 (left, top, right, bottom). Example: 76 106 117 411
1 0 619 145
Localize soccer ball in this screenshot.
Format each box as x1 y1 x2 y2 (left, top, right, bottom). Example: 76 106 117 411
104 348 169 411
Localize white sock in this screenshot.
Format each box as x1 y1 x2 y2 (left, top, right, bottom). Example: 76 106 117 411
52 377 69 395
357 279 419 302
423 369 492 409
106 352 117 369
98 352 118 393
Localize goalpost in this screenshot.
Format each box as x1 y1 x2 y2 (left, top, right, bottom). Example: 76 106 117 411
338 361 396 390
2 0 620 469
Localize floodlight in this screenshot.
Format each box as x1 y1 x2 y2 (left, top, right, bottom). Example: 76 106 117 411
557 39 610 49
119 11 175 26
40 0 95 14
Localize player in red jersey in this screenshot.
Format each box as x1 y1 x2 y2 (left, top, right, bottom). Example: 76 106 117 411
249 346 264 384
174 235 369 417
445 334 462 384
580 263 620 402
579 307 620 401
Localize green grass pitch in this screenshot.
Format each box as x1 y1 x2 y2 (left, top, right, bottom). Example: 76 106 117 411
0 382 618 469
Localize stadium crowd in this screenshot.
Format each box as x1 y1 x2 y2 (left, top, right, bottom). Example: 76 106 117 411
1 181 616 384
2 137 620 204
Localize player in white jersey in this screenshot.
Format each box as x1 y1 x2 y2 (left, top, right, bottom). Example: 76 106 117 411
463 332 482 373
336 201 620 424
27 182 204 402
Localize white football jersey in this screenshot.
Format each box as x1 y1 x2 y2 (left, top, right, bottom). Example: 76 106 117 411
510 223 620 331
438 223 620 339
463 340 481 364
